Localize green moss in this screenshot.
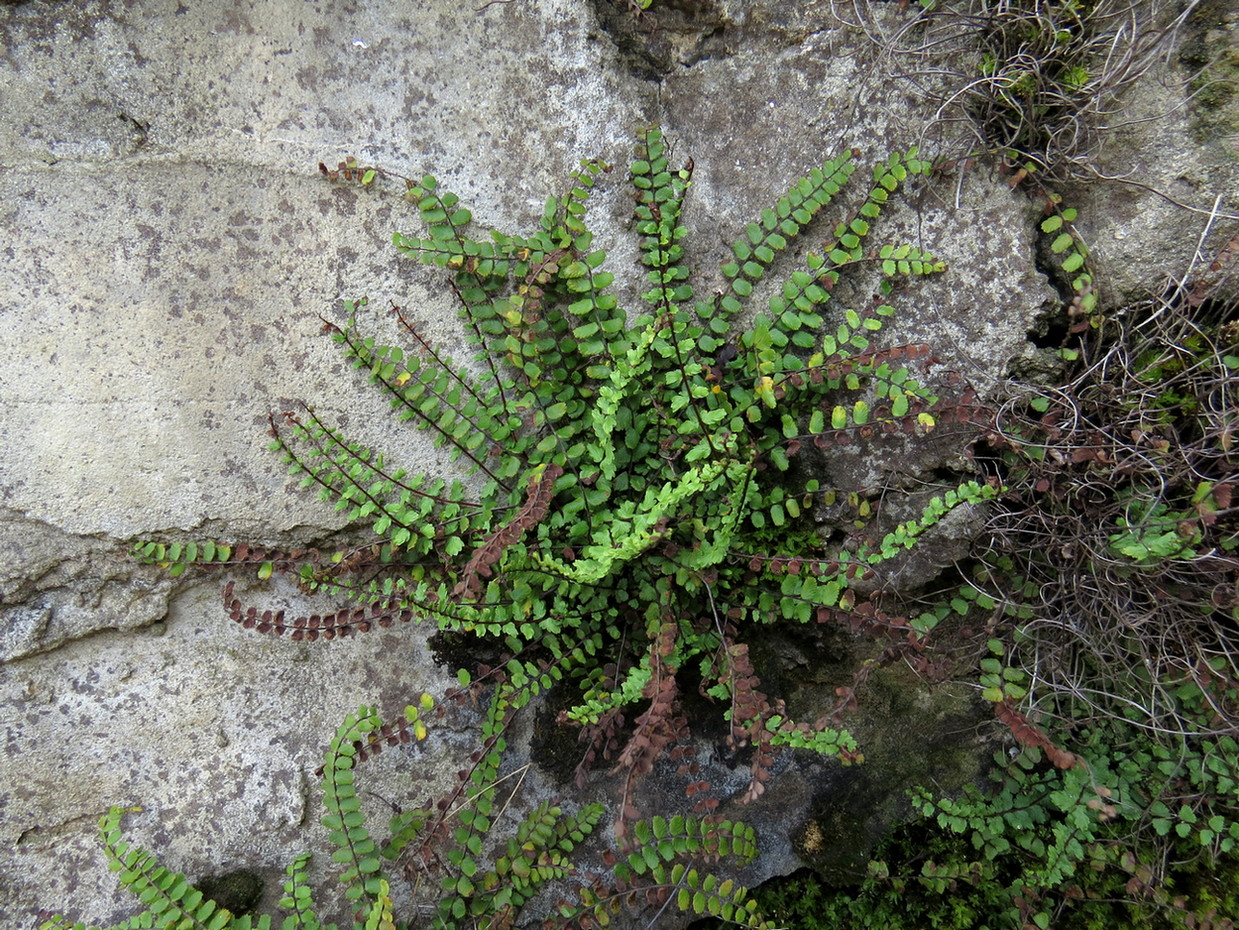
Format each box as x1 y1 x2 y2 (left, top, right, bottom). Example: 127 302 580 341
785 662 988 886
1179 0 1239 143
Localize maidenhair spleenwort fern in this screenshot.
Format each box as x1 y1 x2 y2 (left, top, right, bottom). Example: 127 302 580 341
39 678 775 930
135 126 996 811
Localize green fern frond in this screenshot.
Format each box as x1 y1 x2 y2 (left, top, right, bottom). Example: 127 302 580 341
130 538 233 578
859 480 1003 565
564 817 773 929
279 853 334 930
39 807 255 930
320 708 392 926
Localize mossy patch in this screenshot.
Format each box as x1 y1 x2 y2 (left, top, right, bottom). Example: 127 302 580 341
1179 0 1239 144
786 662 988 885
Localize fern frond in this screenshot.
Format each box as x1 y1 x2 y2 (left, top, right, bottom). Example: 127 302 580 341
464 800 605 923
323 310 514 488
320 708 393 926
453 463 564 602
563 818 772 929
626 815 761 865
704 148 858 338
633 126 694 314
820 147 935 281
269 408 445 540
361 881 395 930
222 581 417 640
88 807 250 930
878 242 947 279
130 537 237 579
380 809 428 862
858 480 1002 564
764 713 859 756
279 853 335 930
610 653 682 780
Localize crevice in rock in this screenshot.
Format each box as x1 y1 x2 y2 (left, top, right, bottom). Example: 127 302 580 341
196 869 264 917
0 509 172 663
588 0 734 80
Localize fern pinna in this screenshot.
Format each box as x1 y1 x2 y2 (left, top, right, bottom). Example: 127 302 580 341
136 126 994 808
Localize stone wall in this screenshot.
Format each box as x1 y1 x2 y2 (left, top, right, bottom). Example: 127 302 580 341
1 0 1234 925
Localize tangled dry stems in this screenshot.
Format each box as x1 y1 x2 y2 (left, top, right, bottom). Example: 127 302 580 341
977 261 1238 739
833 0 1204 180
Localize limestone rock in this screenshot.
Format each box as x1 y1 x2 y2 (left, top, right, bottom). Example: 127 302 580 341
0 510 170 661
0 0 1226 926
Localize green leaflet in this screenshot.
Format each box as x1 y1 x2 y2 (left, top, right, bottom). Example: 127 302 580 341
537 457 732 585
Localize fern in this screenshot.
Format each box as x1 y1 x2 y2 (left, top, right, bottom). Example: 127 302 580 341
561 814 772 929
281 853 331 930
135 125 991 809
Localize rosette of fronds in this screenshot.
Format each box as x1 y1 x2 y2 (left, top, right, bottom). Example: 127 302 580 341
137 127 994 806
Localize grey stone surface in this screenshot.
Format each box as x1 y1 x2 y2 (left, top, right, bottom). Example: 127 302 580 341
1 0 1231 926
1 577 467 927
0 509 171 661
1 2 647 923
1064 0 1239 305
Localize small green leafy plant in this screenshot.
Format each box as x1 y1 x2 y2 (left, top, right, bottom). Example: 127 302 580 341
973 224 1238 741
754 174 1238 930
886 0 1194 179
744 724 1239 930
